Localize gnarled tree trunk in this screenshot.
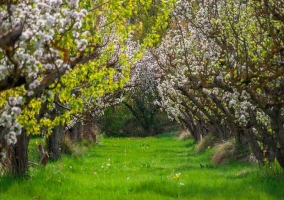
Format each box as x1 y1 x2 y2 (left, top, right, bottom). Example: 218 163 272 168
7 129 29 176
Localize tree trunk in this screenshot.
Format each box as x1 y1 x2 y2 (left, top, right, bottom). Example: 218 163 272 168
270 109 284 168
276 148 284 168
47 125 64 160
82 120 97 142
243 129 264 165
38 144 49 166
68 122 82 143
7 129 29 176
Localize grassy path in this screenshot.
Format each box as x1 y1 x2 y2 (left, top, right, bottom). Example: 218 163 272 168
0 134 284 199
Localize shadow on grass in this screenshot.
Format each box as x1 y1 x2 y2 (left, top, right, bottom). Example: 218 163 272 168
154 133 176 138
0 174 27 194
183 140 196 148
132 176 283 199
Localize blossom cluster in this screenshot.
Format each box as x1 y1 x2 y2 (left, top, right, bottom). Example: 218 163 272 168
0 0 88 144
151 0 284 161
0 97 23 145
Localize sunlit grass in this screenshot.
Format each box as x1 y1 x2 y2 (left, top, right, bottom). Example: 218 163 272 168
0 133 284 199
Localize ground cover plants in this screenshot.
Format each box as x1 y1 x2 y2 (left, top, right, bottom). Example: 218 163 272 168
1 134 283 200
1 2 284 199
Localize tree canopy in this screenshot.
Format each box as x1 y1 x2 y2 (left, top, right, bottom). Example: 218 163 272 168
151 0 284 167
0 0 174 147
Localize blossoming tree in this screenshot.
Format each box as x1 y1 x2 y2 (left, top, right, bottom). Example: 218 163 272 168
153 0 284 167
0 0 174 175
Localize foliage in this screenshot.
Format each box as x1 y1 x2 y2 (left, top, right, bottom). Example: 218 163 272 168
99 102 174 137
0 0 175 148
99 104 136 137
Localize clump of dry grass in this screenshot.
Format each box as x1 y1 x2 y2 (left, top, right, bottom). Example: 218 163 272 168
61 136 74 155
212 140 236 165
178 130 192 141
61 136 83 157
212 140 250 165
196 133 218 153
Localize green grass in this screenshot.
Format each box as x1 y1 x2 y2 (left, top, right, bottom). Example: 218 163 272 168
1 133 284 199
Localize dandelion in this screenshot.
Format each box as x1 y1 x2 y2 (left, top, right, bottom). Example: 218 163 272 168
173 173 181 179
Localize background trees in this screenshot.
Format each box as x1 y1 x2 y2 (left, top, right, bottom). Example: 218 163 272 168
99 50 176 137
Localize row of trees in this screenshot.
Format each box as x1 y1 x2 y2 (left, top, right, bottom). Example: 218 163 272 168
97 0 284 168
148 0 284 167
0 0 174 176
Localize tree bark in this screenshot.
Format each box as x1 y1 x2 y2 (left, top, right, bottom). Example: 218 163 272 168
243 129 264 165
7 129 29 176
270 109 284 168
68 122 82 143
82 120 97 142
47 125 64 160
38 144 49 166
